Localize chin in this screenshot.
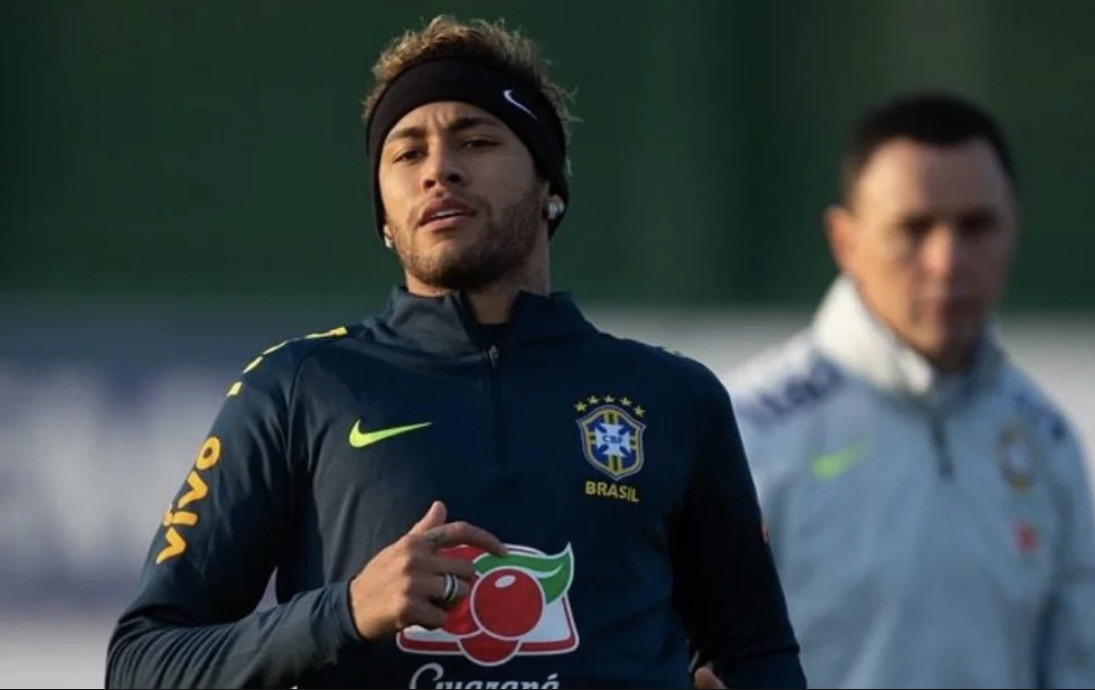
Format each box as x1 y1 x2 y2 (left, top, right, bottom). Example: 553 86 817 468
418 233 469 254
919 331 980 369
411 254 496 291
414 236 470 261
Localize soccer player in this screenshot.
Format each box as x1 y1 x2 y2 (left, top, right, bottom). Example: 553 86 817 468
724 91 1095 688
105 15 805 689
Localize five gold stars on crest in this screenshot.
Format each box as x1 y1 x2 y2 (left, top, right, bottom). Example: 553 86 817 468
574 394 645 418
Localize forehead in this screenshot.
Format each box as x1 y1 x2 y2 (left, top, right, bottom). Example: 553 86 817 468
852 138 1013 213
383 101 508 144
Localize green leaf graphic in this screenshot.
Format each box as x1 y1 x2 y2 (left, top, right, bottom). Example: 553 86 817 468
475 546 574 604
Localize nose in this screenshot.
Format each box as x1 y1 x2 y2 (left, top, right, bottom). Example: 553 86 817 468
420 142 465 191
920 225 967 281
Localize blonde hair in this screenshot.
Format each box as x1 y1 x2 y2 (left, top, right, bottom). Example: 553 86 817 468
362 15 577 147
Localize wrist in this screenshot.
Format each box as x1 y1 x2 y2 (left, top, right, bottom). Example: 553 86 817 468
343 578 373 646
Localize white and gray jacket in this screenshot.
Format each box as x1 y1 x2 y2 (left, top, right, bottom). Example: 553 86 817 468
723 276 1095 689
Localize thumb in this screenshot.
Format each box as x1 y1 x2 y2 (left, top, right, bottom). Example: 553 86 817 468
693 664 726 689
409 500 446 534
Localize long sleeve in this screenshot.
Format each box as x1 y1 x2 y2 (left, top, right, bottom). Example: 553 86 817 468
105 345 364 689
672 373 806 689
1038 429 1095 689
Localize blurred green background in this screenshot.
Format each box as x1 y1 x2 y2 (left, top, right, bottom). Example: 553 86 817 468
4 0 1094 313
3 4 1095 687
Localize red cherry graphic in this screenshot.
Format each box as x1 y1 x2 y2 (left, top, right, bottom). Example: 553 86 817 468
471 567 544 639
441 591 477 636
458 631 519 666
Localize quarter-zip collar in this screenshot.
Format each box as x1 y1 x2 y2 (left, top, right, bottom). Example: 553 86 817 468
360 285 597 357
813 275 1004 410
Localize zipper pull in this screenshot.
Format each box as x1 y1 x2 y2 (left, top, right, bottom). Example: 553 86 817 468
487 345 500 370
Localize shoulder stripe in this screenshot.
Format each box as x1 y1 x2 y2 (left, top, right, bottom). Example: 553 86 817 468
735 357 843 426
226 325 348 397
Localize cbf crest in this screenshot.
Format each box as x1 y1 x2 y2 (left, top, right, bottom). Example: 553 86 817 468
998 422 1042 491
574 395 646 480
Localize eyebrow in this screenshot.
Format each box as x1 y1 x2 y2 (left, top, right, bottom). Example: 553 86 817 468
893 205 1001 228
957 206 1000 222
384 115 502 146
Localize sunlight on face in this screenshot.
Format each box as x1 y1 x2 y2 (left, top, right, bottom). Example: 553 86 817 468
377 101 547 292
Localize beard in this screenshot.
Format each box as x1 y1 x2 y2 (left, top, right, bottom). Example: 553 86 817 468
393 182 542 292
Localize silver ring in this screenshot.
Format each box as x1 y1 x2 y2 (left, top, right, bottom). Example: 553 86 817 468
440 573 460 607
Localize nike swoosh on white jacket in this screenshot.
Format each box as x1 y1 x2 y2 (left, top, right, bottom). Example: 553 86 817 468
723 275 1095 689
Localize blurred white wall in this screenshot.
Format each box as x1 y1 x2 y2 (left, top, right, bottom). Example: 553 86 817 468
1 309 1093 688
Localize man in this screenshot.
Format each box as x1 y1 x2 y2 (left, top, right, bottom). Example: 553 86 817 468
105 15 805 689
724 92 1095 688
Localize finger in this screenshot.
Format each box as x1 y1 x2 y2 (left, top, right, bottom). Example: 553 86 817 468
426 573 471 606
693 665 726 690
408 500 446 535
423 521 507 555
405 599 449 631
428 554 477 581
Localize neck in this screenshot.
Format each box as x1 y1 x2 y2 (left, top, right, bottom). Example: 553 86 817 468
406 256 550 325
466 278 544 324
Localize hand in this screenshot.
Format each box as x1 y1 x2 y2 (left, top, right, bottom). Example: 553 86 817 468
693 663 727 689
349 500 507 641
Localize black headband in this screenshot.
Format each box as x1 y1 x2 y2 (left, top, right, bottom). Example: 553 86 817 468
365 58 569 240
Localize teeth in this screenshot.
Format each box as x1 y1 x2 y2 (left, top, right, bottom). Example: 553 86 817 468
432 209 464 220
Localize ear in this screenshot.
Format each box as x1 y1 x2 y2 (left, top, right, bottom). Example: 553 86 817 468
382 223 395 250
537 177 555 207
824 203 856 277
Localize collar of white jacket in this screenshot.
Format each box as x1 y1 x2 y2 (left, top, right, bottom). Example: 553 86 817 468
812 274 1004 407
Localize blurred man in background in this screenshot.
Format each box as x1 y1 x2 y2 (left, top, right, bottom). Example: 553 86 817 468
105 14 804 689
724 91 1095 688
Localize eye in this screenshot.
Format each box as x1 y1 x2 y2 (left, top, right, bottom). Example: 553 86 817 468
463 137 498 149
899 215 933 239
958 210 999 237
392 148 424 163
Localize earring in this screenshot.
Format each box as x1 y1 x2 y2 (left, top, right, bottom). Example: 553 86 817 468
383 236 394 249
544 199 566 221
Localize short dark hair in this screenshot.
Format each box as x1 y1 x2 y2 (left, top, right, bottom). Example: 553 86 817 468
362 15 576 148
840 91 1016 204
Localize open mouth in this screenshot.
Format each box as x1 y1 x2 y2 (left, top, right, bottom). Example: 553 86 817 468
420 200 476 229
